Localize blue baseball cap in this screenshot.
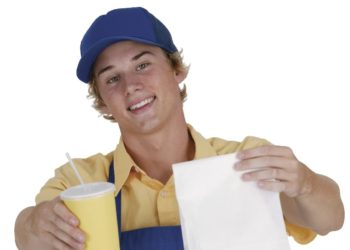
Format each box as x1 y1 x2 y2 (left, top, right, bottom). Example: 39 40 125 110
76 7 178 83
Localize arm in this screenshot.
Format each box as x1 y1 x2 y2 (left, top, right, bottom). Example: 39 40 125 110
279 167 344 235
234 145 345 235
15 197 85 250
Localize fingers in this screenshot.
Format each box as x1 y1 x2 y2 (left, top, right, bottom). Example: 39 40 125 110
241 168 296 182
30 197 85 250
51 199 86 247
41 230 80 250
256 180 288 193
240 168 299 195
234 156 298 171
53 199 79 227
233 145 304 197
52 215 85 246
49 220 85 250
237 145 295 160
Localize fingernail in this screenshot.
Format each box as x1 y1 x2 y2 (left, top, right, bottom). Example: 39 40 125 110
234 162 241 170
236 152 244 159
69 218 78 226
241 173 250 181
77 234 85 243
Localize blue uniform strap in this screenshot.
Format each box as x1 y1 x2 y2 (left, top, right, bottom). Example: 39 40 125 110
108 160 122 236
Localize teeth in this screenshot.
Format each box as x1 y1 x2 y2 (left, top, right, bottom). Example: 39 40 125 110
129 97 154 111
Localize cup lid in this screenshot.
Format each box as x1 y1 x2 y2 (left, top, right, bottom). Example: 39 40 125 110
60 182 115 200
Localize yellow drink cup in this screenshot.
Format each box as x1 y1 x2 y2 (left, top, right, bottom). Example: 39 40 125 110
60 182 120 250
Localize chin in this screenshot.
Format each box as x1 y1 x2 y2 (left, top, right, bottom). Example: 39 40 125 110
120 119 162 136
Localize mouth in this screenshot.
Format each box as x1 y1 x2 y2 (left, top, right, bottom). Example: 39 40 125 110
127 96 156 112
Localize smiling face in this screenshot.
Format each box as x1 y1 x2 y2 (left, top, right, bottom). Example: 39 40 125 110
93 41 187 135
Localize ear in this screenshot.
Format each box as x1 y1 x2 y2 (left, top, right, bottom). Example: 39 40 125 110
100 105 111 116
174 69 188 85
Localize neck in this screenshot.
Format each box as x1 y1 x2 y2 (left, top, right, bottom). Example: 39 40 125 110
121 120 194 184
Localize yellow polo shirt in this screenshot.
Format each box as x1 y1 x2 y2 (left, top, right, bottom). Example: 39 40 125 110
36 125 316 244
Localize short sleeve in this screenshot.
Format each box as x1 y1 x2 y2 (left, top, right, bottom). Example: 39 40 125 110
35 152 112 204
209 135 271 155
285 219 317 244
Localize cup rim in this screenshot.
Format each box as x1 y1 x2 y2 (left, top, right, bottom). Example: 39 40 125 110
60 182 115 201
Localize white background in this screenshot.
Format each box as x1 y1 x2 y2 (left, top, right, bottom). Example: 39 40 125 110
1 0 348 249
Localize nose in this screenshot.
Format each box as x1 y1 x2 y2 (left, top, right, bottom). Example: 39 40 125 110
123 73 143 96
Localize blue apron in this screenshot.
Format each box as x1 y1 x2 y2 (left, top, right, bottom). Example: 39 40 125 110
108 161 185 250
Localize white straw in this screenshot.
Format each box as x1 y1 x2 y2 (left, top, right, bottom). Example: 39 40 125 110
65 152 85 185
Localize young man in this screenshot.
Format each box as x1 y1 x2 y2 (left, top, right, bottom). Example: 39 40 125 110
15 7 344 250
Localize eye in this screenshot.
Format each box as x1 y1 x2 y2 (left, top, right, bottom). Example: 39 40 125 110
106 75 120 84
136 63 150 71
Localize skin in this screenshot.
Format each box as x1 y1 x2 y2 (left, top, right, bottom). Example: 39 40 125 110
14 41 344 249
234 145 344 235
15 41 193 250
94 41 193 183
15 197 85 250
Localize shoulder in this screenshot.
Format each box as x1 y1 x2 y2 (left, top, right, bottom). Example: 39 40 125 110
208 136 272 155
58 152 114 181
35 151 114 204
188 124 271 155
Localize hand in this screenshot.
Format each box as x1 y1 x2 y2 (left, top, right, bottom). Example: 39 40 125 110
28 196 85 250
234 145 312 198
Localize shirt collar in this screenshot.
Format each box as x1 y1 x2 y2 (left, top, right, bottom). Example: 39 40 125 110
113 138 136 194
187 124 218 159
112 124 218 193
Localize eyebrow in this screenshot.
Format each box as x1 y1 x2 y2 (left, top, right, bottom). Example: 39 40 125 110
96 50 154 78
132 51 154 61
96 65 114 78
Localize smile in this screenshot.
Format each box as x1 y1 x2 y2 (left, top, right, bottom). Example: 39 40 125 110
128 96 156 111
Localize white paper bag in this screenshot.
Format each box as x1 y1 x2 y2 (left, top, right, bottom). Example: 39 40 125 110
173 153 290 250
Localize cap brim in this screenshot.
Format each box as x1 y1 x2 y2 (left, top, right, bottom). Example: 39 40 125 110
77 36 172 83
